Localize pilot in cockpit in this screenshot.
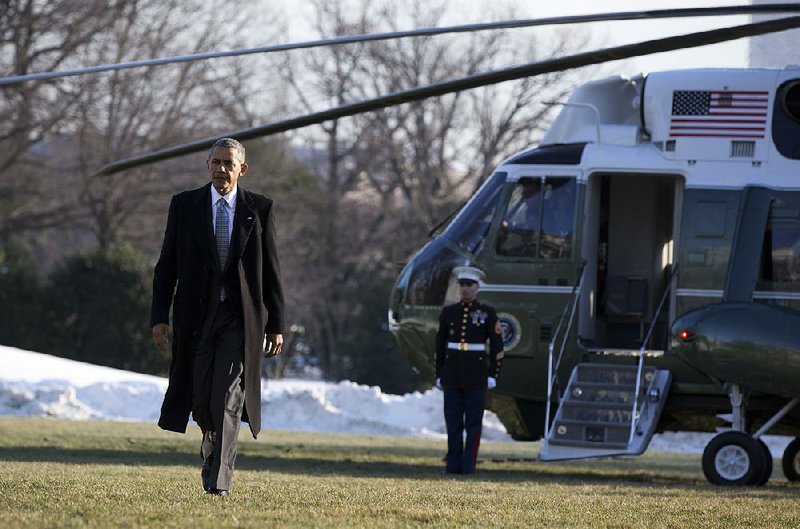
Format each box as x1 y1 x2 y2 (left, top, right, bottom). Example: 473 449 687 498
506 177 541 230
497 177 541 256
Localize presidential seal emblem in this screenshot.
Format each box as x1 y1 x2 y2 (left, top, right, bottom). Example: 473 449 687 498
497 312 522 351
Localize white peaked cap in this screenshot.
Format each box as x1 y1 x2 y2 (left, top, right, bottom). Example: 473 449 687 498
453 266 486 284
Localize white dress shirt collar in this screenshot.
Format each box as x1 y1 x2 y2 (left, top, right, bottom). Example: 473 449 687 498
211 184 238 209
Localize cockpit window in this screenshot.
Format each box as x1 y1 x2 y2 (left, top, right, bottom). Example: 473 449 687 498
540 178 576 259
496 177 576 259
496 177 542 257
442 171 505 255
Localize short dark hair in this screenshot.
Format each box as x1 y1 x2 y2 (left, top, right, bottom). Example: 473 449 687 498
209 138 246 164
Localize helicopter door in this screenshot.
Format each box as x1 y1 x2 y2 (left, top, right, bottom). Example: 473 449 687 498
581 173 681 350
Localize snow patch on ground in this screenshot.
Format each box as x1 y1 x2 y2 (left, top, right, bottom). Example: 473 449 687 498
1 345 792 453
0 345 509 440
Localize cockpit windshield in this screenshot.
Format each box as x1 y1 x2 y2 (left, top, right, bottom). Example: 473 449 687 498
442 171 506 255
496 176 576 259
540 178 576 259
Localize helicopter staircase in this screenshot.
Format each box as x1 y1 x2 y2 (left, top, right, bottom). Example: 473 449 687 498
539 363 671 460
538 262 677 461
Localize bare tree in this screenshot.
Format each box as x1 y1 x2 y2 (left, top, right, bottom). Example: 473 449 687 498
271 0 601 385
0 0 604 388
358 4 593 231
0 0 283 261
70 0 275 251
275 0 381 377
0 1 128 245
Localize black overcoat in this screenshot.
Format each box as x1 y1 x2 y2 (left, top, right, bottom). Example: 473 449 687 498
151 183 284 438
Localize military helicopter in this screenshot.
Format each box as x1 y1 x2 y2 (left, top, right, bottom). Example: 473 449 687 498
389 66 800 487
8 3 800 486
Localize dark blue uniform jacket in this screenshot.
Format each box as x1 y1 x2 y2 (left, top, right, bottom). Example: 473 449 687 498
435 299 504 389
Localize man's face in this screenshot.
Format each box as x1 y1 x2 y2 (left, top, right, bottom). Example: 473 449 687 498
458 280 479 302
207 146 248 195
521 181 540 199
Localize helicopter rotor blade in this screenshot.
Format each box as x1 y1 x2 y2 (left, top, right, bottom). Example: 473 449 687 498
3 4 800 87
97 15 800 176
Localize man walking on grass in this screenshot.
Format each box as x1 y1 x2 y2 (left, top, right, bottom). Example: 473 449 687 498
151 137 285 496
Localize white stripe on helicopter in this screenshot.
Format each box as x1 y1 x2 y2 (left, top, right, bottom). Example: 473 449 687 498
481 284 574 294
677 288 800 300
480 286 800 300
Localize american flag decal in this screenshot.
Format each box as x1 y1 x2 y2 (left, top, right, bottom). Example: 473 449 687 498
670 90 769 138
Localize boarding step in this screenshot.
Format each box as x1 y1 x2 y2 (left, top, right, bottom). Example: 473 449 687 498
572 363 644 385
578 340 665 357
539 362 671 461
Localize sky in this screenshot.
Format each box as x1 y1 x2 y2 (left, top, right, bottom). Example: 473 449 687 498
505 0 752 73
2 345 793 456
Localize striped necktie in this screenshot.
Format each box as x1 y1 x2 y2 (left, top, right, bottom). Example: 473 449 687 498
215 197 230 268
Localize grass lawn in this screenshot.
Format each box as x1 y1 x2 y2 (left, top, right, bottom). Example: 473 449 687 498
0 417 798 528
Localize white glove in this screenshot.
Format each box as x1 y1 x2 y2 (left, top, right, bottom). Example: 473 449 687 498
435 378 442 389
487 377 497 390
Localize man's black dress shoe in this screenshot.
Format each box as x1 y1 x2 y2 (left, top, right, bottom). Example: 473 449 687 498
206 488 228 497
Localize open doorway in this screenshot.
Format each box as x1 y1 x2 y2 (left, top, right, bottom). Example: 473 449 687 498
580 173 681 350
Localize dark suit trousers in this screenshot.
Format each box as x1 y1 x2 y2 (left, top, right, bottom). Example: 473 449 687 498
192 299 245 491
443 387 485 474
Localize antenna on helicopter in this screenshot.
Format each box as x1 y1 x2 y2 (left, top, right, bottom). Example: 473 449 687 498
543 102 603 147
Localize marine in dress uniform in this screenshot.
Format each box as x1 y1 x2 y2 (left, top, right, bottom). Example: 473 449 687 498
435 266 504 474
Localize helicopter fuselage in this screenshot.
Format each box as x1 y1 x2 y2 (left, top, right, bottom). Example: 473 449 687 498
389 68 800 441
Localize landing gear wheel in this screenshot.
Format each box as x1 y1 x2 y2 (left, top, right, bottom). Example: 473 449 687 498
702 431 766 486
754 438 773 486
782 438 800 481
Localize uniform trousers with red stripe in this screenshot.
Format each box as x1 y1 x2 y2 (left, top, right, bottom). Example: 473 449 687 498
443 387 486 474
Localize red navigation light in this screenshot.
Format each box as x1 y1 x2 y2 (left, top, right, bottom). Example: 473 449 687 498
679 329 696 342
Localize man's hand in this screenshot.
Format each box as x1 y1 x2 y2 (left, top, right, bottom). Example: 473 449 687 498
153 323 170 353
487 376 497 390
264 333 284 358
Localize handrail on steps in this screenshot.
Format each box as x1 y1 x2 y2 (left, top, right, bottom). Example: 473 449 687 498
544 260 586 440
628 264 680 444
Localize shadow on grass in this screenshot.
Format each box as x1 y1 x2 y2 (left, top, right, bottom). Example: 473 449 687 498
0 445 442 478
5 444 798 490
